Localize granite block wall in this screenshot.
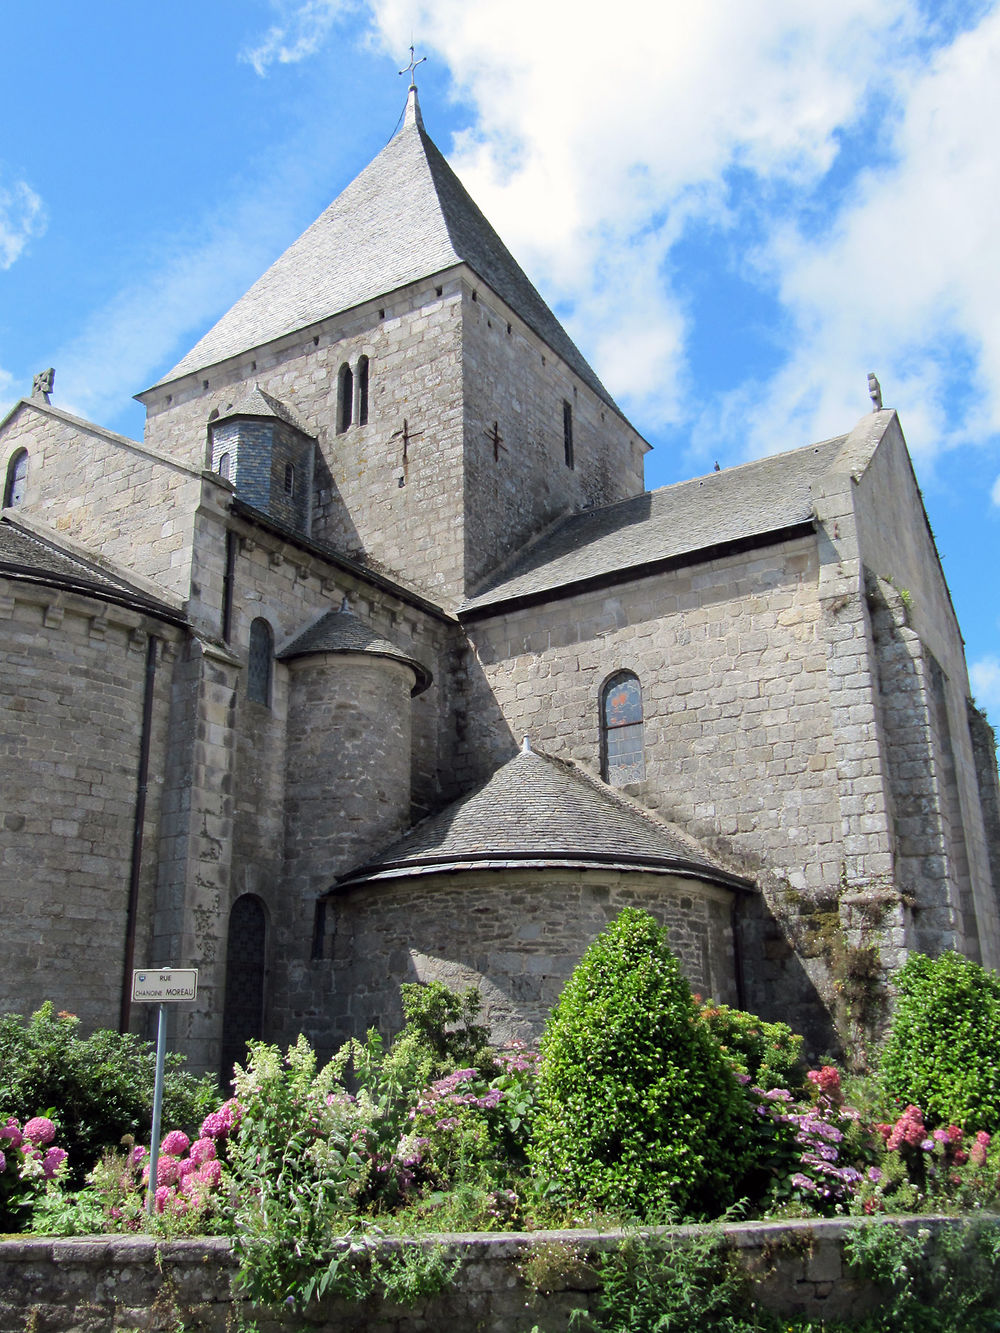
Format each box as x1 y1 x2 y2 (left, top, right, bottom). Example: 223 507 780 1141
328 868 737 1049
0 1218 965 1333
0 403 203 603
460 281 644 593
0 580 178 1033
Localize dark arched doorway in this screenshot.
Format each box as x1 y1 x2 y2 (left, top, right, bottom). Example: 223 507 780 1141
220 894 267 1084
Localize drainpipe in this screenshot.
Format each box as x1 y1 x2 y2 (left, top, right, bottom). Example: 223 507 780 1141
731 891 748 1012
119 633 159 1033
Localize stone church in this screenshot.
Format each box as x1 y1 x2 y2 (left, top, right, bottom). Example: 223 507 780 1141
2 85 999 1073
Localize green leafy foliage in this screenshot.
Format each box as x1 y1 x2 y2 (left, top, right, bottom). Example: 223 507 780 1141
528 908 752 1219
227 1035 366 1305
397 980 495 1077
575 1222 760 1333
696 1000 806 1092
879 952 1000 1131
844 1217 1000 1332
0 1004 216 1182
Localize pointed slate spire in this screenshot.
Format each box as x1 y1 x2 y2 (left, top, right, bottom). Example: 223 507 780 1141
153 91 621 416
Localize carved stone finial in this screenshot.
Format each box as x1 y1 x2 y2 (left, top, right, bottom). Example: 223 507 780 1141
521 736 532 754
339 595 350 614
868 372 882 412
31 368 54 404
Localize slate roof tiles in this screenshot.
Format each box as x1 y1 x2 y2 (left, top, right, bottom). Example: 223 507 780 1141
335 744 750 890
461 435 846 614
160 91 621 416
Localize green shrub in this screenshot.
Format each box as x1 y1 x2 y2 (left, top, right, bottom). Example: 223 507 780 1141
0 1004 216 1181
528 908 751 1220
397 980 495 1078
696 999 806 1092
879 952 1000 1131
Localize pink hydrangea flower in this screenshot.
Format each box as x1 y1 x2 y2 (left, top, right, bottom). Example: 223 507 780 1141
189 1137 216 1165
128 1145 147 1168
200 1098 242 1141
153 1185 173 1213
0 1119 22 1149
22 1117 56 1146
0 1150 6 1174
160 1130 190 1157
42 1147 68 1179
196 1159 222 1188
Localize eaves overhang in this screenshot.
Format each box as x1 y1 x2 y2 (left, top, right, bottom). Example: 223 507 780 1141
459 518 818 623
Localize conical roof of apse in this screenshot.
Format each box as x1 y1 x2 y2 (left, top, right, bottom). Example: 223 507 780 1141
333 743 752 890
156 89 622 415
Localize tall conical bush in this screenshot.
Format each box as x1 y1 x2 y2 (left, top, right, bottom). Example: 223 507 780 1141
528 907 750 1218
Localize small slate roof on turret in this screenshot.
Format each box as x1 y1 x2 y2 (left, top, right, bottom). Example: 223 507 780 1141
212 384 313 434
277 602 432 695
461 434 846 615
334 744 750 890
157 90 622 417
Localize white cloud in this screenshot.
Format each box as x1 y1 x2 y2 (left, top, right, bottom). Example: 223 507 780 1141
727 6 1000 465
970 656 1000 716
241 0 352 76
992 474 1000 506
0 175 46 269
363 1 999 472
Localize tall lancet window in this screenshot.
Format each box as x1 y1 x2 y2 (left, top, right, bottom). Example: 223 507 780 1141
357 355 369 426
247 618 274 707
601 671 645 785
337 363 353 433
4 449 28 508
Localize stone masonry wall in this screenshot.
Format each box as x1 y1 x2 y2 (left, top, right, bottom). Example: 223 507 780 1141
148 488 461 1073
0 579 179 1034
969 702 1000 917
850 413 1000 966
0 403 203 603
139 277 469 606
329 868 737 1050
461 280 644 594
868 577 966 956
461 536 836 889
0 1218 964 1333
458 536 847 1038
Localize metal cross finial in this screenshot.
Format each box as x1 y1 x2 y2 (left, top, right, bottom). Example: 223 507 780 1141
399 45 426 88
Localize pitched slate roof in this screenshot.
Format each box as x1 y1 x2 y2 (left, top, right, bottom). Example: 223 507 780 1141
158 91 621 415
0 519 185 622
334 744 750 890
214 384 313 434
461 434 846 615
277 601 432 695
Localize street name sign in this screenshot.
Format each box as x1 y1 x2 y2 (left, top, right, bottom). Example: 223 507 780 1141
131 969 198 1003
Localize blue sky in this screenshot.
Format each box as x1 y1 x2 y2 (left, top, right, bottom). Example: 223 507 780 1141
2 0 999 728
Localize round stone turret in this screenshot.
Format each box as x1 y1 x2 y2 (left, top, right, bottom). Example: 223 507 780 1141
277 603 431 896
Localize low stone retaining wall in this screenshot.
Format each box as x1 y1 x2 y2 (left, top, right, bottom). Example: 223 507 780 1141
0 1216 965 1332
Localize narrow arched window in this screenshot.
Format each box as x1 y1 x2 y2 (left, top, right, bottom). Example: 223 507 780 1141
218 452 232 482
563 400 574 469
337 363 353 433
283 462 295 495
601 671 645 785
4 449 28 508
357 355 369 426
247 618 274 706
220 893 267 1082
